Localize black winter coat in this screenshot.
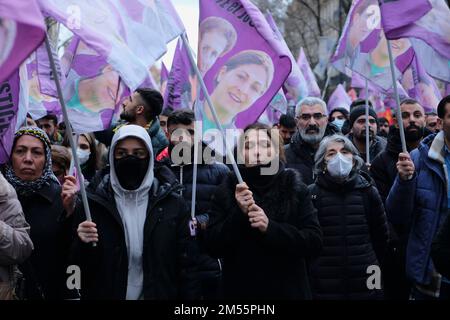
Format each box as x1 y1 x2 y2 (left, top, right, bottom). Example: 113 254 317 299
285 123 340 185
347 134 387 163
71 165 198 300
162 146 229 298
16 180 76 300
308 171 389 300
206 167 323 299
370 126 414 205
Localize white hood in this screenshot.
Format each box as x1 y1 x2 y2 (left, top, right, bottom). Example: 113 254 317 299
109 124 154 300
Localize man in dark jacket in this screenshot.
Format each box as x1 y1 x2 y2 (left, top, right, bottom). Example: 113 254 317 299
162 108 229 299
347 104 386 163
94 88 168 157
386 95 450 300
432 213 450 280
74 125 197 300
370 99 427 299
285 97 339 185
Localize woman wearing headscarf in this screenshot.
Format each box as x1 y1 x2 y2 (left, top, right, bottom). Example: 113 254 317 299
205 123 322 299
1 127 78 299
308 134 389 300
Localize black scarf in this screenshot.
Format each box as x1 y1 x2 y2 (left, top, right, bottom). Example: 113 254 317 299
240 161 285 196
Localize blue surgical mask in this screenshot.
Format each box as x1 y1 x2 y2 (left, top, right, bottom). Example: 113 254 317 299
332 119 345 130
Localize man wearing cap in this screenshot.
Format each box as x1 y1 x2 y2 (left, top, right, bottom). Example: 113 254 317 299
347 99 386 163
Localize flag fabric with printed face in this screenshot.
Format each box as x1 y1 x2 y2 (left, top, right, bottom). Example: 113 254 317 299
197 0 291 131
265 13 307 105
0 66 28 164
60 37 129 133
35 39 65 97
331 0 414 91
328 84 352 112
26 51 62 121
160 62 169 96
0 0 46 83
38 0 184 91
400 54 442 112
197 0 291 154
164 38 196 110
379 0 450 83
297 47 321 97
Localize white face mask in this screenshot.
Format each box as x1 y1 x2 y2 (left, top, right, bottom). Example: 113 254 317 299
77 148 91 165
327 152 353 179
332 119 345 130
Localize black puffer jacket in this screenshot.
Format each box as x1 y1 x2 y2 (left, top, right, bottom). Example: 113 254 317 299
308 171 389 300
71 165 198 300
161 144 230 299
370 126 412 205
285 123 340 185
206 165 323 299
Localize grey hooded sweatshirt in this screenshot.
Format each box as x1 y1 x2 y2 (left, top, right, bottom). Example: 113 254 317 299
109 125 154 300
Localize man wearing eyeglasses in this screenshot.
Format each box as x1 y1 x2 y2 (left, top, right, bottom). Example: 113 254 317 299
347 99 386 164
285 97 339 185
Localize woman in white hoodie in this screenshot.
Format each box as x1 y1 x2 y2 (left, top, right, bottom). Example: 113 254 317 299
74 125 198 300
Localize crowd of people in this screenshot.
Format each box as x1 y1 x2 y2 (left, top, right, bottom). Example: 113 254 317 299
1 86 450 300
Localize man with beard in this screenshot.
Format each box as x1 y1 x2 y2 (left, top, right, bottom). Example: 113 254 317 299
370 98 426 300
285 97 339 185
385 95 450 300
347 104 386 163
378 117 390 138
160 109 229 299
94 88 168 157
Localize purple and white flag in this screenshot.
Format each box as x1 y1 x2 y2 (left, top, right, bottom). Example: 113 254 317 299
380 0 450 83
380 0 449 59
160 62 169 96
26 51 62 121
332 0 414 90
0 0 45 83
400 55 442 112
328 84 352 112
197 0 291 133
0 71 19 163
61 37 129 133
39 0 185 91
164 38 196 110
297 47 321 97
265 13 307 105
0 65 28 164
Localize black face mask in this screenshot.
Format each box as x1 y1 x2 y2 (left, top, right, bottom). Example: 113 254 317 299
114 155 150 190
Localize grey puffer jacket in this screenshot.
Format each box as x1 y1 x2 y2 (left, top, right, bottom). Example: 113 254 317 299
0 172 33 285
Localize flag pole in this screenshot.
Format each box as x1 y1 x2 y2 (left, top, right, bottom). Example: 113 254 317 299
321 65 331 100
44 35 96 244
364 78 370 164
180 32 243 184
68 134 78 176
387 39 407 153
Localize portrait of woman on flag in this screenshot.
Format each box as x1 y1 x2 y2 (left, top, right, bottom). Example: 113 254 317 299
198 16 237 75
200 50 274 132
